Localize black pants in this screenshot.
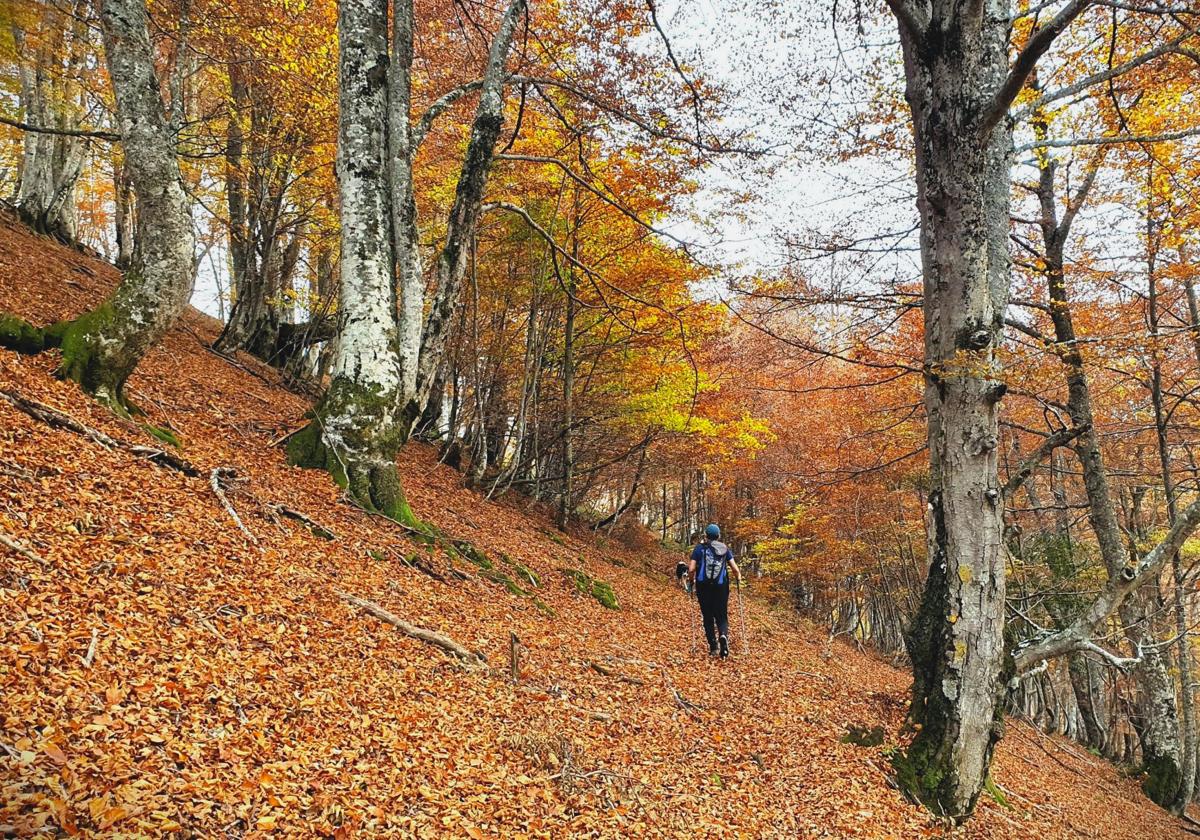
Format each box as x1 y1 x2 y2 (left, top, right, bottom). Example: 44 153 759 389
695 581 730 650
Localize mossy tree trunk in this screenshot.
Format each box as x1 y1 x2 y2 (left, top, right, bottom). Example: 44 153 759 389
59 0 197 411
286 0 410 521
286 0 525 522
0 0 195 412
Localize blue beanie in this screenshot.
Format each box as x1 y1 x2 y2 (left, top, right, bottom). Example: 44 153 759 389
705 523 720 540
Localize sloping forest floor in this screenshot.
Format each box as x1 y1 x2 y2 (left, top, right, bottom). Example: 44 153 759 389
0 213 1192 839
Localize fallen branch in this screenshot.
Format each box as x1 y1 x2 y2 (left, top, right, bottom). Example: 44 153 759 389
268 503 337 540
0 531 48 566
336 590 487 672
0 387 200 476
210 468 258 546
588 660 646 686
81 628 100 668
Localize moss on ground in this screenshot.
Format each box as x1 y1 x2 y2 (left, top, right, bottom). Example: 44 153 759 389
502 553 541 587
141 422 181 448
564 568 620 610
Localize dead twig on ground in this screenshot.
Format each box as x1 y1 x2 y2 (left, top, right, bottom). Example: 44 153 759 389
336 590 487 672
0 461 34 481
588 660 646 685
0 531 48 566
81 628 100 668
210 468 258 546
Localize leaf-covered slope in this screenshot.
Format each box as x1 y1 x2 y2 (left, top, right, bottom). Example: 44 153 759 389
0 214 1189 838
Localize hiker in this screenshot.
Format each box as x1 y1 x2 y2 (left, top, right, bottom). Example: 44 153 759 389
688 523 740 658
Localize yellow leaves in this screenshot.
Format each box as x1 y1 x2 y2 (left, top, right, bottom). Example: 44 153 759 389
41 741 67 765
98 806 131 830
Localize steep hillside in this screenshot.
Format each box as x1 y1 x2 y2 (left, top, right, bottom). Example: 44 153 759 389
0 214 1191 839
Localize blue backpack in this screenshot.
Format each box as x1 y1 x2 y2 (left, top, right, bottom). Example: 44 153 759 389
696 540 730 585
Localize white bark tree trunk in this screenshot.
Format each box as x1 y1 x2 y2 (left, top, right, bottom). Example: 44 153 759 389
11 3 90 241
286 0 413 519
390 0 423 399
288 0 525 523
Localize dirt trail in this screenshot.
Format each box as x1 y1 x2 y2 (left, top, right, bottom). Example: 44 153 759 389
0 214 1190 838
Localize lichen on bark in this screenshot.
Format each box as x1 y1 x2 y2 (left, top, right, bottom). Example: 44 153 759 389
286 377 423 529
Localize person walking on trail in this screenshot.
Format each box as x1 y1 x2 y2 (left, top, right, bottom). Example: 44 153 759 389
688 523 741 658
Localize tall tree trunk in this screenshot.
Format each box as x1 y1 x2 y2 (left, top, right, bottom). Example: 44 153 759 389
408 0 526 421
287 0 523 522
1146 209 1194 811
285 0 412 521
214 64 253 354
390 0 422 401
11 3 89 242
2 0 198 411
558 236 577 530
214 65 302 364
1068 654 1107 749
1030 144 1184 807
893 9 1013 819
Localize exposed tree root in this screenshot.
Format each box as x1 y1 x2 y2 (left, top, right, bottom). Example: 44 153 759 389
268 503 337 541
210 467 259 547
0 387 199 476
336 590 488 672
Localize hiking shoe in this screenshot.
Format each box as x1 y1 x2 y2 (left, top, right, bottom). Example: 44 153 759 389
719 635 729 659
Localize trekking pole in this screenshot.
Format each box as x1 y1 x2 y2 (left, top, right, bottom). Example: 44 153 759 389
687 583 698 655
736 577 750 655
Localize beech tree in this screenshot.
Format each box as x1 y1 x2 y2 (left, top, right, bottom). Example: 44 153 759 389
0 0 195 413
285 0 525 522
9 0 91 241
883 0 1200 820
